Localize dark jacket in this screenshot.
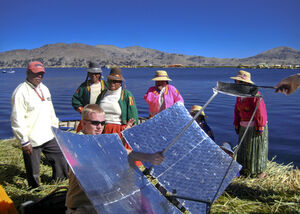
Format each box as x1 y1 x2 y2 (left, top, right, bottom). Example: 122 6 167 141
72 80 107 112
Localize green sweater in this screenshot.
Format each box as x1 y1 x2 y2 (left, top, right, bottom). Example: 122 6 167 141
99 88 139 125
72 80 107 112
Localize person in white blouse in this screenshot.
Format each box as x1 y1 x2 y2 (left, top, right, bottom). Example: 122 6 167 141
10 61 68 189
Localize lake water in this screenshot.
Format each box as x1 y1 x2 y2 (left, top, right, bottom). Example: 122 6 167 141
1 67 299 168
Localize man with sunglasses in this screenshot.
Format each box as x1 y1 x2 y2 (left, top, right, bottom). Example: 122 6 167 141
11 61 68 189
66 104 164 214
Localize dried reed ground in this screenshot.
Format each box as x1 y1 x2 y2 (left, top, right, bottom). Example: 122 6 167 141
0 138 299 213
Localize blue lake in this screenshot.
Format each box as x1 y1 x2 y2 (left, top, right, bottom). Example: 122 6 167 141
1 67 299 168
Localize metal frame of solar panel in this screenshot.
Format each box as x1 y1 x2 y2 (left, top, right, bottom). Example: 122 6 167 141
122 103 241 214
52 128 182 214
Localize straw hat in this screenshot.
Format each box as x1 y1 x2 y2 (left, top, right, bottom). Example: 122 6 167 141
230 70 254 84
190 105 207 117
107 67 124 81
87 62 102 74
220 142 234 154
152 70 172 81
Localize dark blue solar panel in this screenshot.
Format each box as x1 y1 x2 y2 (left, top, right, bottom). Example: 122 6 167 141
122 103 241 213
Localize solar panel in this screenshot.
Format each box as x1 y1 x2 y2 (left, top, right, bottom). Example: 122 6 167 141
122 103 242 213
52 128 182 214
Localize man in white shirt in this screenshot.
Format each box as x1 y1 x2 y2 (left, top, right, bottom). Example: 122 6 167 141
11 61 68 189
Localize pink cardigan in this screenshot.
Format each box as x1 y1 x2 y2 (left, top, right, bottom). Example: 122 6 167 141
233 92 268 131
144 84 184 117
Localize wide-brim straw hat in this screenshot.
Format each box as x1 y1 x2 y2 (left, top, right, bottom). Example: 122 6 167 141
152 70 172 81
87 61 102 74
190 105 207 117
107 67 125 81
230 70 254 84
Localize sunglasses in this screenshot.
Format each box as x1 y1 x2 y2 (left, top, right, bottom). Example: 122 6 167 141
85 120 105 126
109 80 122 84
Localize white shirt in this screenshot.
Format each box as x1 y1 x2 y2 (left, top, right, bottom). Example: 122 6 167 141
99 87 122 124
10 81 59 147
89 82 101 104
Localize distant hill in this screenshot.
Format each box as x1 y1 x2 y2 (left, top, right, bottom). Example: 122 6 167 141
0 43 299 68
240 47 300 65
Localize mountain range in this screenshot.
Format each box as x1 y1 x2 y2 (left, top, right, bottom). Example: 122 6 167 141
0 43 300 68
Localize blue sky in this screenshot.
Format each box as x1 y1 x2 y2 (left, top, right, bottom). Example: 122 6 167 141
0 0 299 58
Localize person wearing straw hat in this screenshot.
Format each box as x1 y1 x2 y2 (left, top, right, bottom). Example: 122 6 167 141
99 67 139 150
231 70 268 179
72 62 107 114
190 105 215 141
144 70 184 118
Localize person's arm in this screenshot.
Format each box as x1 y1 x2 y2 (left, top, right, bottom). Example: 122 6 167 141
45 87 59 128
72 83 86 113
128 150 164 165
125 90 139 125
254 96 267 136
172 86 184 105
275 73 300 95
233 99 241 134
11 88 33 154
144 87 160 107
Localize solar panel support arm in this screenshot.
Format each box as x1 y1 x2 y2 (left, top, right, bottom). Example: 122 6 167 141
170 194 212 204
163 89 219 154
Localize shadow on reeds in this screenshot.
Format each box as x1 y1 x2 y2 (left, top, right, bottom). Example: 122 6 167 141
0 164 26 186
0 162 55 187
40 174 54 184
226 182 277 203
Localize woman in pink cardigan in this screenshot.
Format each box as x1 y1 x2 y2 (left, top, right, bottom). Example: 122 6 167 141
144 70 184 118
231 70 268 179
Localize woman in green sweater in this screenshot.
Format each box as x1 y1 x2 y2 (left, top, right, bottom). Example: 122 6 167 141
99 67 139 150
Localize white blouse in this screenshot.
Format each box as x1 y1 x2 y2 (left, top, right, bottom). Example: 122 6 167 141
99 87 122 124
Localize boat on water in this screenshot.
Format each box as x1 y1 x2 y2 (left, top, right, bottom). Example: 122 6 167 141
59 116 147 131
2 69 15 73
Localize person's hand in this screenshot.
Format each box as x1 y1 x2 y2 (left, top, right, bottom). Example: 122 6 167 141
235 126 240 135
275 74 300 95
127 150 164 167
125 118 136 130
149 151 164 165
22 144 33 155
